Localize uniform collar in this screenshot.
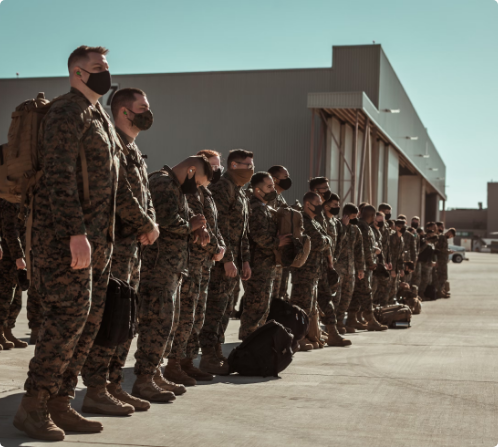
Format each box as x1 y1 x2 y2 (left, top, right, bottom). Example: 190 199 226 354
162 165 181 188
115 127 135 144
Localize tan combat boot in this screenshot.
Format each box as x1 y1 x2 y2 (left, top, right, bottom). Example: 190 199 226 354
352 312 368 330
364 311 388 331
154 368 187 395
164 358 197 386
29 327 40 345
344 312 357 334
134 374 177 402
215 343 227 362
0 327 14 350
180 358 214 381
326 324 352 347
13 390 65 441
4 327 28 348
107 383 150 411
82 385 135 416
199 347 230 375
47 395 103 433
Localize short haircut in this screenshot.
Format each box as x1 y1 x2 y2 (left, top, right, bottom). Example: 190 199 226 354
375 211 385 218
309 177 329 190
324 193 341 204
395 219 406 227
227 149 253 166
436 221 444 227
416 228 424 235
268 165 285 177
447 228 456 236
111 88 146 119
68 45 109 70
359 202 370 210
197 149 221 159
426 221 436 228
343 203 359 216
412 216 420 221
378 203 392 211
362 205 376 219
387 219 394 228
303 191 320 204
251 171 271 188
407 227 415 234
187 155 213 181
397 214 407 220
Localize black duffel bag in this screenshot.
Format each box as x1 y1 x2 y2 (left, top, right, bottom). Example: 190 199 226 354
267 298 309 346
94 277 138 348
228 320 294 377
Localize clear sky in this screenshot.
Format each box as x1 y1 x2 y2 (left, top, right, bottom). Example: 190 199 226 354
0 0 497 209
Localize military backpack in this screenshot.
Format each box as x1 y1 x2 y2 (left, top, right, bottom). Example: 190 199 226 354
275 206 311 268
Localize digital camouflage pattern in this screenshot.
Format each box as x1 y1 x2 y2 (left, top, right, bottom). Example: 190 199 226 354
269 192 289 300
82 128 156 387
371 225 390 306
200 171 250 350
388 232 405 301
435 234 449 293
239 196 279 340
26 88 119 397
134 166 191 375
27 286 43 330
402 231 417 263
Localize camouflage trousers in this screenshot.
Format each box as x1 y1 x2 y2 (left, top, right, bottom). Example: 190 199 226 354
27 285 44 330
436 260 448 293
411 262 422 288
0 247 22 328
169 263 203 359
389 273 399 302
186 263 211 359
200 262 238 350
372 274 391 307
419 263 434 298
25 241 112 397
349 270 373 313
134 270 182 376
316 263 337 326
239 257 276 340
335 266 355 326
233 277 242 309
272 265 291 300
82 240 140 387
289 269 319 316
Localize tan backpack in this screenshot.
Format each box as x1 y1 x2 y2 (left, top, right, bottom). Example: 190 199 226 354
275 207 311 268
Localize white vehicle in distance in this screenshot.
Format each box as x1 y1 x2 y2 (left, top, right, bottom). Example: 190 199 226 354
448 245 468 264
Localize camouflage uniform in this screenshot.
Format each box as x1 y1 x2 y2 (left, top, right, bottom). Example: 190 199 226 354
0 199 24 329
185 185 225 359
25 88 119 397
372 221 391 306
239 196 279 340
82 128 156 387
335 222 365 325
388 232 405 303
290 213 332 316
27 286 43 330
418 237 437 297
435 234 449 293
134 166 191 376
349 219 377 313
411 232 421 286
200 171 250 351
402 231 417 263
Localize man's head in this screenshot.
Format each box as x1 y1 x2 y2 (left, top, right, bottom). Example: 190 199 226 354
111 88 151 139
323 193 341 218
68 46 111 99
426 221 436 232
197 150 222 184
374 211 385 228
309 177 331 201
395 219 406 235
436 221 445 233
361 205 376 224
343 203 359 224
303 192 322 219
445 228 456 239
173 156 213 194
251 172 275 203
397 214 407 221
378 203 392 220
411 216 420 229
268 165 291 193
227 149 254 186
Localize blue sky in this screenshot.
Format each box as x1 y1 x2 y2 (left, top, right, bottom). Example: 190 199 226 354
0 0 497 208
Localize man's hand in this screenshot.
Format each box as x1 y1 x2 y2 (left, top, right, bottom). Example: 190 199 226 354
391 270 397 278
278 233 292 247
195 228 210 247
375 247 381 255
190 214 207 232
387 263 393 271
70 235 91 270
224 261 238 278
212 247 225 262
16 258 26 270
341 215 350 226
139 224 160 246
241 261 252 281
357 270 365 280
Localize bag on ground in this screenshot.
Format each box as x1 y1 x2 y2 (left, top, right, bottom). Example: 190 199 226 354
424 284 437 301
267 298 309 344
227 320 294 377
374 304 412 329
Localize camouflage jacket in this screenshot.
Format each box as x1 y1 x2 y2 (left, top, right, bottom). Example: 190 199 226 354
0 199 24 259
324 216 339 261
435 234 449 262
141 166 191 275
268 192 288 210
336 222 365 274
249 196 279 264
209 171 250 267
114 128 156 241
297 213 332 276
379 221 391 265
371 226 384 263
33 88 119 253
315 212 333 260
198 185 225 268
390 232 405 272
357 218 377 270
402 231 417 263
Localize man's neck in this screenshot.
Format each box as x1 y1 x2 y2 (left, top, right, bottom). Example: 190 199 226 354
275 185 284 194
71 84 100 106
116 123 138 142
304 210 315 220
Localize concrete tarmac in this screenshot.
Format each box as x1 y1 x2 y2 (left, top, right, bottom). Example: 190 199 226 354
1 252 497 447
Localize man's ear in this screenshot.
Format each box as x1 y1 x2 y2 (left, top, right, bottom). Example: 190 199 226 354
187 166 196 178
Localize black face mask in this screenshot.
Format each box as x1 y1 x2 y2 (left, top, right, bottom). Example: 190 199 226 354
322 190 332 201
311 204 323 215
81 68 112 95
278 177 292 190
181 172 198 195
411 222 419 229
384 213 392 220
211 169 222 184
126 108 154 131
350 218 359 225
330 207 340 216
399 227 407 234
261 190 277 202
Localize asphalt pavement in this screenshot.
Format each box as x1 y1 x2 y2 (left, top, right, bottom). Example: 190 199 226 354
1 252 497 447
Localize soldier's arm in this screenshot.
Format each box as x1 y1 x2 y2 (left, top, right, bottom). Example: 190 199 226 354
354 227 366 271
410 236 417 262
362 226 375 269
210 181 234 263
305 219 330 252
241 208 251 263
151 176 190 234
0 201 24 259
249 206 279 251
116 152 155 235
